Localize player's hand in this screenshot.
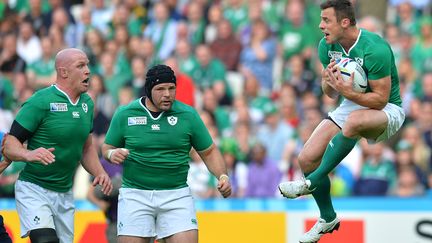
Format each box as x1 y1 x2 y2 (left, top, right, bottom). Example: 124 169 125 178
92 173 113 196
25 147 55 165
109 148 129 164
217 175 232 198
327 65 355 96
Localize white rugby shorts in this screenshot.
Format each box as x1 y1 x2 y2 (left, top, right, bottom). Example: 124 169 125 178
15 180 74 243
117 186 198 239
328 99 405 142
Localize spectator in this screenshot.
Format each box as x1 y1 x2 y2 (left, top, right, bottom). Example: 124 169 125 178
239 19 277 94
143 2 177 60
354 143 397 196
184 1 206 48
256 101 296 162
0 33 26 79
246 143 282 197
192 44 232 105
16 21 42 64
210 19 243 71
187 149 218 199
87 159 122 243
165 56 196 107
220 137 248 198
26 36 56 90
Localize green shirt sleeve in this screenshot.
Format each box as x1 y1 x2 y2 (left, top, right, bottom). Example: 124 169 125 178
364 43 391 81
15 93 46 133
318 38 330 68
104 107 125 148
190 109 213 152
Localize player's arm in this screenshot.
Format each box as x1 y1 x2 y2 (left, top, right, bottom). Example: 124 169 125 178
101 144 129 165
197 143 232 198
81 134 113 195
317 39 338 98
3 122 55 165
328 44 392 110
322 63 340 99
333 72 390 109
0 160 11 174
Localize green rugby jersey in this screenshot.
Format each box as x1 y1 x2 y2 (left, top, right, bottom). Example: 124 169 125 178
16 85 94 192
105 99 213 190
318 29 402 107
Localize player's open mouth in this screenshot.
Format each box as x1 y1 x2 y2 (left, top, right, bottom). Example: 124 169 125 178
82 78 90 84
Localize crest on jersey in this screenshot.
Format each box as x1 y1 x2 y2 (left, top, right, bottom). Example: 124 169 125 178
328 51 342 60
82 103 88 113
167 116 178 126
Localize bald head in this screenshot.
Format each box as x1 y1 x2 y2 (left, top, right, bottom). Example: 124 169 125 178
55 48 86 70
54 48 91 99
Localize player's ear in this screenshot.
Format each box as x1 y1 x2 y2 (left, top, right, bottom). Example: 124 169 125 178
341 18 351 28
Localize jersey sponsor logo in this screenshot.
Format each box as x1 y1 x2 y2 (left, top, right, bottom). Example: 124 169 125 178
128 117 147 126
328 51 342 60
151 124 160 130
50 103 68 112
72 111 80 118
354 57 364 66
167 116 178 126
82 103 88 113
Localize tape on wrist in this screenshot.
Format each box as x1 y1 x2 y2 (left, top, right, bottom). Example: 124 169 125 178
219 174 229 181
107 149 115 161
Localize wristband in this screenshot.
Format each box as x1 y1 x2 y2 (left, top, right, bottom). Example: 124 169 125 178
219 174 229 181
107 149 115 161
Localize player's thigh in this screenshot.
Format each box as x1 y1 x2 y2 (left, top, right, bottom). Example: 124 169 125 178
15 180 55 237
117 188 157 238
344 109 388 139
118 235 153 243
155 187 198 240
52 190 74 243
162 229 198 243
299 119 340 171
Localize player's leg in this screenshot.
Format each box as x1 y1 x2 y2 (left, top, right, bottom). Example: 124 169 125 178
52 190 74 243
29 228 59 243
118 236 152 243
279 119 340 198
156 187 198 243
306 108 387 187
300 120 340 222
280 119 341 242
14 180 59 242
0 215 12 243
117 188 157 243
162 230 198 243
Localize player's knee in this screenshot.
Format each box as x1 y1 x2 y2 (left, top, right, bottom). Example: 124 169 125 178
29 228 59 243
297 151 313 171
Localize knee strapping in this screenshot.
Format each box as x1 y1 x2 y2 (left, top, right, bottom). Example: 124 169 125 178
29 228 59 243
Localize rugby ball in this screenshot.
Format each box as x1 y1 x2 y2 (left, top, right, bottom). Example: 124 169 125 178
335 57 368 93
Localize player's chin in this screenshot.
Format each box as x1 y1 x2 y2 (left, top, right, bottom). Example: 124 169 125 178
159 102 173 111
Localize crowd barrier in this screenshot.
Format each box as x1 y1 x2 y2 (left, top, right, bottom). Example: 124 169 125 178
1 197 432 243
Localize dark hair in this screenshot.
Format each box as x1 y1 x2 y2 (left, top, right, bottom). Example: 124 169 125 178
320 0 356 26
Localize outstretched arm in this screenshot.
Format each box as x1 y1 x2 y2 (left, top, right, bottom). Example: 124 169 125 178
198 143 232 198
81 134 113 196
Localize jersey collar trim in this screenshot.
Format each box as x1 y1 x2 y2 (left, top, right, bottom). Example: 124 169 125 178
53 85 80 106
139 98 164 120
338 29 362 56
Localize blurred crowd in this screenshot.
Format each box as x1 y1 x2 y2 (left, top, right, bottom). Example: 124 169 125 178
0 0 432 201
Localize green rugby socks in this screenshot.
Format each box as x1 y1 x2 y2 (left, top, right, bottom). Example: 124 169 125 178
307 131 358 188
